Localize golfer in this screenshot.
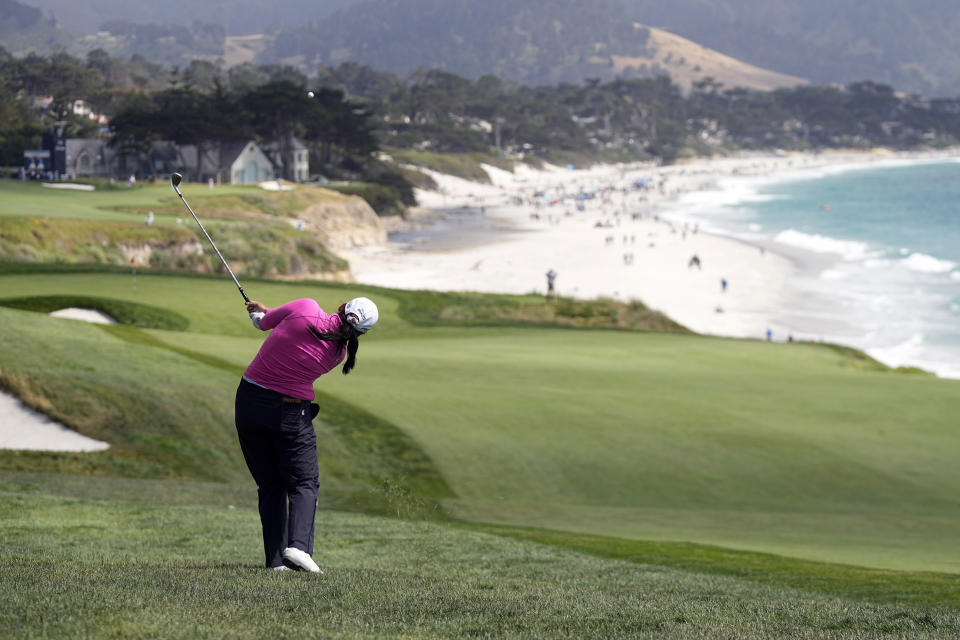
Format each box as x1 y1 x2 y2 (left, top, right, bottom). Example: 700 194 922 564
235 296 379 572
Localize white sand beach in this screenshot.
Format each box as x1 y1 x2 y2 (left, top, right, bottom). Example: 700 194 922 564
345 152 901 338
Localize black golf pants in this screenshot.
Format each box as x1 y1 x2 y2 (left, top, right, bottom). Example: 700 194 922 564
235 378 319 568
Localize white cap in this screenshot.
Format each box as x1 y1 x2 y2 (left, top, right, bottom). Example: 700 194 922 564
344 297 378 333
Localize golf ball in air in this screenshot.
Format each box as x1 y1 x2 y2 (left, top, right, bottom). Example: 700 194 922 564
307 91 315 98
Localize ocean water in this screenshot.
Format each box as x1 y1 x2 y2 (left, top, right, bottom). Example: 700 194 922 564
672 159 960 378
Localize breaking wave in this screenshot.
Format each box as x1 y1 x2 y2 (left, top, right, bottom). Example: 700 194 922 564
773 229 873 261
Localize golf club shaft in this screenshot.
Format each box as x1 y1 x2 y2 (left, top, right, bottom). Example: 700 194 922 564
172 183 250 303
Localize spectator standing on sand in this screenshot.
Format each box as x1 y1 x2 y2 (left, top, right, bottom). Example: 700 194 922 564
546 269 557 297
236 296 379 573
721 278 728 292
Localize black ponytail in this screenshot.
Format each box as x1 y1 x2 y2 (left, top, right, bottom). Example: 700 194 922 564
307 310 362 374
343 334 359 375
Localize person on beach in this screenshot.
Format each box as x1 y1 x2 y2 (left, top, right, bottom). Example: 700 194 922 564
235 296 379 573
546 269 557 297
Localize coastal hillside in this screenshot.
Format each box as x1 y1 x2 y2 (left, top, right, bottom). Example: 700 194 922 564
11 0 359 35
10 0 803 91
619 26 805 92
11 0 960 94
0 180 384 278
263 0 805 90
623 0 960 96
264 0 960 94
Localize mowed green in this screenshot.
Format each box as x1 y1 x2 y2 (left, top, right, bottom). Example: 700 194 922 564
2 271 960 575
6 479 959 640
0 180 253 225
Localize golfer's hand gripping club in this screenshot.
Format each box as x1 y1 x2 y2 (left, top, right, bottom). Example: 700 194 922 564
246 300 267 329
169 173 250 304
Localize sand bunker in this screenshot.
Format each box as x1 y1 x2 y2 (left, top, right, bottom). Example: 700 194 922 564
40 182 96 191
0 308 117 451
49 308 117 324
0 391 110 452
259 180 293 191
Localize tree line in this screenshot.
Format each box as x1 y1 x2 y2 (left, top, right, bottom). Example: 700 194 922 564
0 48 389 185
317 64 960 163
109 82 378 182
3 48 960 176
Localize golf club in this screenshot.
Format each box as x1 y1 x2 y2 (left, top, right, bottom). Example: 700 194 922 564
170 172 250 303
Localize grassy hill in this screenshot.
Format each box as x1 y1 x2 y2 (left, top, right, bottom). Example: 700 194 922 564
5 482 959 638
1 270 959 572
0 180 350 276
628 26 806 92
1 269 959 636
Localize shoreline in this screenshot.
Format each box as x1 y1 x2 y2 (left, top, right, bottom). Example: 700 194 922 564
344 149 959 354
653 151 960 377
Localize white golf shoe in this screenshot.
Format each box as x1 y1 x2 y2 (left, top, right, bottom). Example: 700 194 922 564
272 565 292 572
281 547 323 574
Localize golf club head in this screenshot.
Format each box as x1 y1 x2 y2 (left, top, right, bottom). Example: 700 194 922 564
170 172 183 189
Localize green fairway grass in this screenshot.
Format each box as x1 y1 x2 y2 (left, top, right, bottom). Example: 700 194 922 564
2 267 960 637
1 271 959 576
1 477 958 639
319 328 960 573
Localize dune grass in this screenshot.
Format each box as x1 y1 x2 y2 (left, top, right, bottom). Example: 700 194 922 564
386 148 512 183
0 180 346 224
0 180 354 277
0 214 347 276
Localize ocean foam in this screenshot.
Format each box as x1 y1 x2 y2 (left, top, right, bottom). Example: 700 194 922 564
773 229 872 261
676 177 783 210
866 333 925 366
901 253 957 274
819 269 848 280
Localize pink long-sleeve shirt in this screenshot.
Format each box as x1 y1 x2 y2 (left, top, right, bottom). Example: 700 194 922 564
243 298 346 400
